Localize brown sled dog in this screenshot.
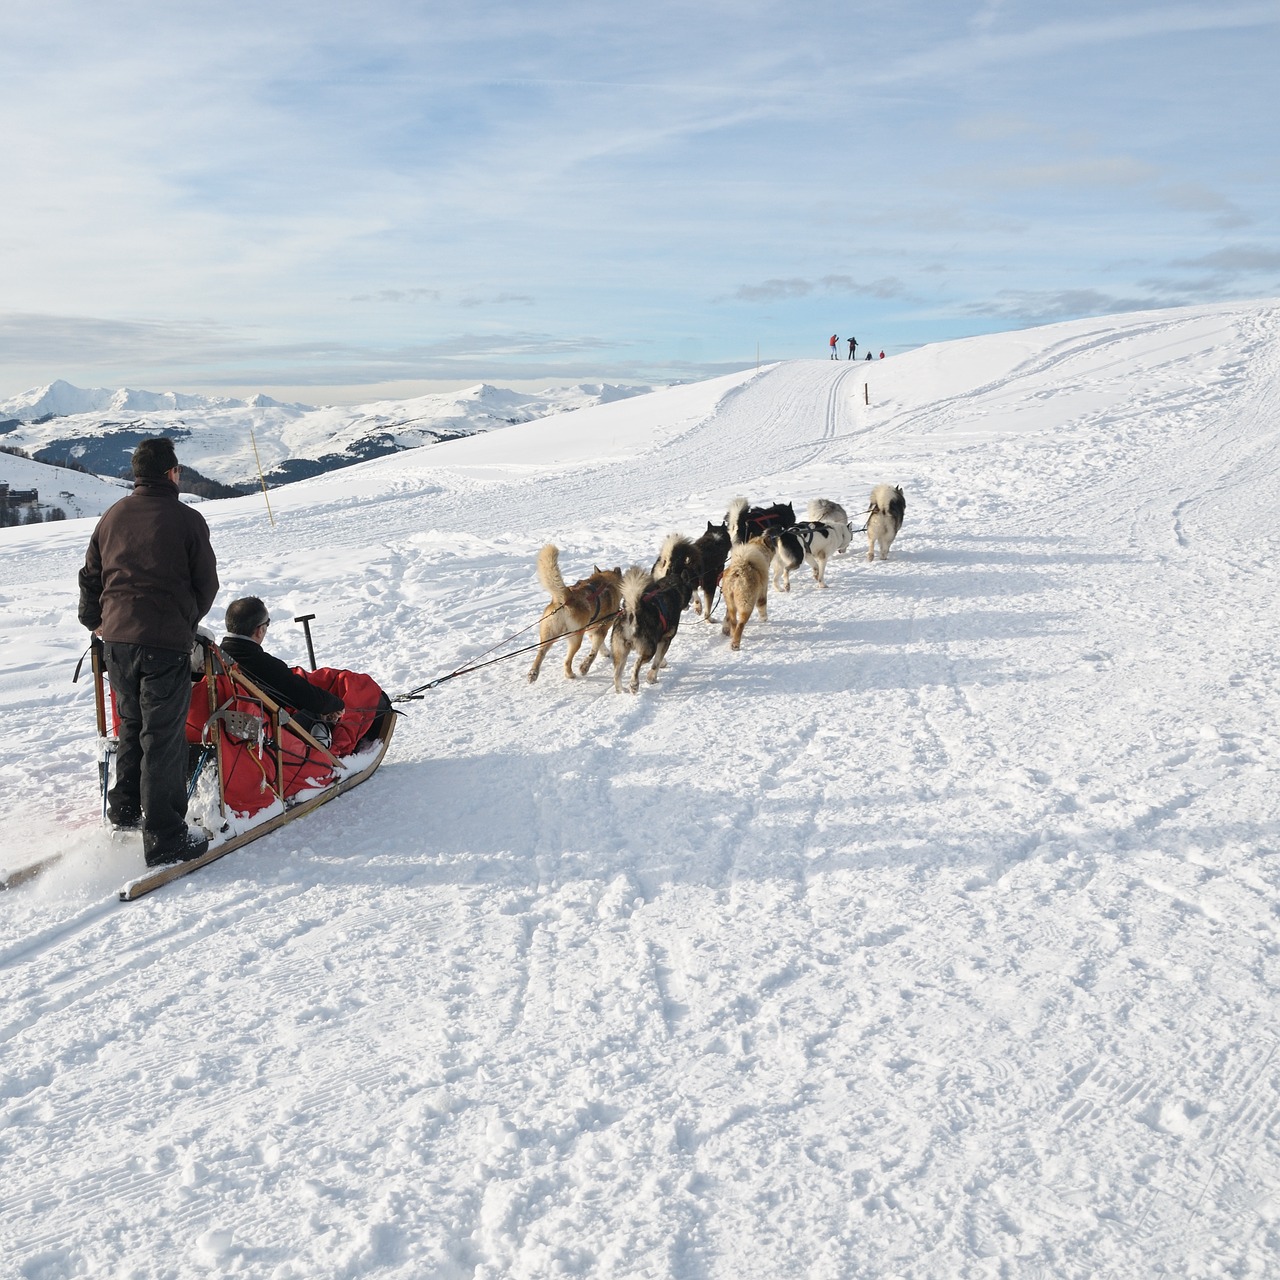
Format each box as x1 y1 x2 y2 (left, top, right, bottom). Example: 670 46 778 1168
720 536 772 650
527 544 623 682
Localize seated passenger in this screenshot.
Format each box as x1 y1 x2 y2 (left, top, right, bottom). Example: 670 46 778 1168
219 597 344 744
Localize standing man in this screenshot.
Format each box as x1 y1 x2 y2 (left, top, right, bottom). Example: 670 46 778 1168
78 437 219 866
848 336 857 360
829 334 840 359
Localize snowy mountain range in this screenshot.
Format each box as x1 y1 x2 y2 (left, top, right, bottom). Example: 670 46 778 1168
4 299 1280 1276
0 377 652 502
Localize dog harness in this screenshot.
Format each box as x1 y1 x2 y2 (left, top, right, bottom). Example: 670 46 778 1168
641 587 679 637
580 580 611 625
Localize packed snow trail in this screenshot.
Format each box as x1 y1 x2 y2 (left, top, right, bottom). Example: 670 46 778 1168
2 302 1280 1278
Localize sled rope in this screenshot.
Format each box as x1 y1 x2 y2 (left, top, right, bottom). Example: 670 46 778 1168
394 610 619 700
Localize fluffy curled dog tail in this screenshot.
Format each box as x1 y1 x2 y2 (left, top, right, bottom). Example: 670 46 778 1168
536 543 568 604
653 532 682 579
869 483 906 524
808 497 848 525
726 496 749 545
619 565 653 618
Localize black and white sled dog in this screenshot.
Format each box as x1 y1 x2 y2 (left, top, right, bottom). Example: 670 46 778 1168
770 520 851 590
610 565 693 693
727 496 796 546
651 534 704 606
654 524 731 621
865 484 906 561
807 498 850 548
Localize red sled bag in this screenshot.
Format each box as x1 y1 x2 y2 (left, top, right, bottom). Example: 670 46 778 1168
186 676 334 816
276 728 336 798
292 667 384 756
186 675 277 817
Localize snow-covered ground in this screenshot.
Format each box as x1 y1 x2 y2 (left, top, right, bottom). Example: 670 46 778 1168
0 379 652 495
2 300 1279 1278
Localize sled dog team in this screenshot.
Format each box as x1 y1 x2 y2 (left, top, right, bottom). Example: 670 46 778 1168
528 483 906 694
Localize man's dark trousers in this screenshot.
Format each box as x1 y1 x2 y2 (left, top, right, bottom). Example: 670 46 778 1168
104 642 191 847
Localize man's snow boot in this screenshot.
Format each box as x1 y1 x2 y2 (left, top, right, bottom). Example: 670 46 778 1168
107 804 142 831
143 828 210 868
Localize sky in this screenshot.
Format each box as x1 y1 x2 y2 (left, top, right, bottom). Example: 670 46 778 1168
1 0 1278 402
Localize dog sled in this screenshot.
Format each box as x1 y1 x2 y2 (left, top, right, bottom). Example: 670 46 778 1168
1 638 395 899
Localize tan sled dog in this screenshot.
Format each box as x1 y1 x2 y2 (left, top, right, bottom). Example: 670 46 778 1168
720 536 772 650
527 545 623 682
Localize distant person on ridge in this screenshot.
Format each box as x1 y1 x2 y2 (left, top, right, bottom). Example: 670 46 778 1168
848 336 857 360
829 334 839 360
78 436 218 866
880 350 885 359
866 351 873 361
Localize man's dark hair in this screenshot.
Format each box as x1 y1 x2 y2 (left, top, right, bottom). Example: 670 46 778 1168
132 437 180 481
225 596 270 636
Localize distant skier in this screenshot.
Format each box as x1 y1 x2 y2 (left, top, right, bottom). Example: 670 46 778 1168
848 336 857 360
865 351 873 361
880 350 885 359
829 334 839 360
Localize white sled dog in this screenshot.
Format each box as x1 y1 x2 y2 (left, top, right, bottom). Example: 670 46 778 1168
527 545 624 683
720 537 772 650
770 520 851 590
866 484 906 562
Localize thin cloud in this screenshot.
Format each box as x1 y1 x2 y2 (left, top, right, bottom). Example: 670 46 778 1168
1172 245 1280 274
1156 183 1252 227
457 293 536 309
986 155 1159 190
731 279 815 303
0 312 622 390
350 288 442 304
728 276 907 303
873 4 1280 86
966 290 1181 325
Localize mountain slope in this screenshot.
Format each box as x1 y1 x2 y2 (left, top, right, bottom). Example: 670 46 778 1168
1 300 1278 1278
0 378 653 493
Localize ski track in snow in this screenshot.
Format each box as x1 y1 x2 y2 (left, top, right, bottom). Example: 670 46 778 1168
3 303 1280 1277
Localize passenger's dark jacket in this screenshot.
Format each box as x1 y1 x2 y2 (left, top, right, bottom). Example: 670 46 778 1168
217 634 344 722
78 478 219 653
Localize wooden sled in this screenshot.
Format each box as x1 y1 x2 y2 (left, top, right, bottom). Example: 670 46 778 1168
2 639 395 898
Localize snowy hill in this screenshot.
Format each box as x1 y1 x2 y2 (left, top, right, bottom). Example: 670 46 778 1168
0 378 652 493
3 299 1280 1277
0 447 132 523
